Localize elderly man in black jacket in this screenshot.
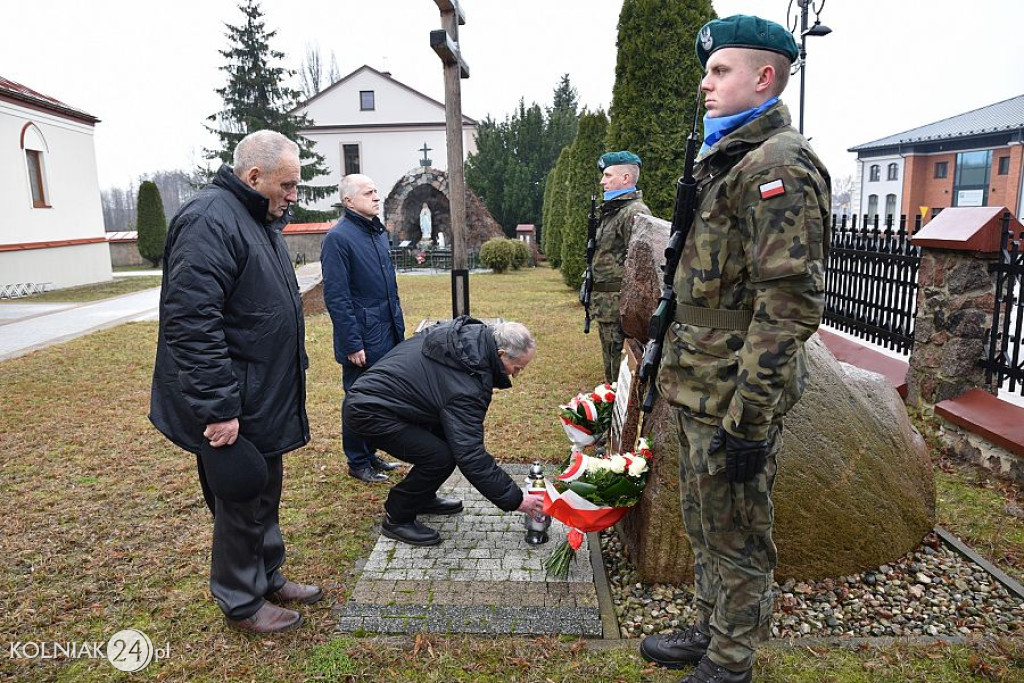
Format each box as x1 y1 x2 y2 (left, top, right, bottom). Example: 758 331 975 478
150 130 320 635
344 317 546 545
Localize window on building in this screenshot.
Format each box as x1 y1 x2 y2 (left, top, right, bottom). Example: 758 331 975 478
26 149 49 208
885 194 897 219
953 150 991 206
359 90 375 111
343 144 361 175
867 194 879 217
887 163 898 181
998 156 1010 175
934 161 948 179
869 165 880 182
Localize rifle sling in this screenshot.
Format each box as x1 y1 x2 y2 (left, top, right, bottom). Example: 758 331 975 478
674 303 753 330
592 280 622 292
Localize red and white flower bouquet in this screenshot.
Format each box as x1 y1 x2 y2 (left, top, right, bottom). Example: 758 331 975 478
542 437 652 578
559 382 616 449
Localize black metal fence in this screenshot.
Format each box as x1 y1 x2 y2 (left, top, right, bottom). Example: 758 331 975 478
388 248 480 272
823 214 923 355
982 213 1024 396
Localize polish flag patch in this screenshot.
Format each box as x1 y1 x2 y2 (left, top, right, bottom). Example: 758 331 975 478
759 178 786 199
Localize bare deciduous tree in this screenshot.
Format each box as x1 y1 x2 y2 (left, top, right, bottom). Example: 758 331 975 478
298 42 341 101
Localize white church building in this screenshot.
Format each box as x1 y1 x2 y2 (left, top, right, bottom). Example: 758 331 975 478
292 65 477 213
1 76 111 296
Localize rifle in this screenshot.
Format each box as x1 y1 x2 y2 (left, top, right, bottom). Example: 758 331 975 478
581 194 599 333
638 88 703 414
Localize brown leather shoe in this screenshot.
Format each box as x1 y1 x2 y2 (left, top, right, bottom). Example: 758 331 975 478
269 580 323 605
226 602 302 634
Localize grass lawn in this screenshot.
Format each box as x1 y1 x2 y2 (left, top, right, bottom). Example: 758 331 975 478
0 266 1021 682
11 276 162 303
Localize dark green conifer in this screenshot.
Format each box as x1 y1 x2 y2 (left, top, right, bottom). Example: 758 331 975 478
607 0 715 216
560 110 608 289
204 0 335 205
136 181 167 267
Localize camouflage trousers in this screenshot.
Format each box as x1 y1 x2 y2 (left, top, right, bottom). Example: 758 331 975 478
597 321 624 386
675 410 781 671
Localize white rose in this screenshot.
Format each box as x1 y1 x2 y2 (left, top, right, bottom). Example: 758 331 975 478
627 456 648 477
607 455 627 474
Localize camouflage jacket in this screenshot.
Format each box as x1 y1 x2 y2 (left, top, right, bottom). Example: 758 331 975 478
656 103 831 441
591 191 652 323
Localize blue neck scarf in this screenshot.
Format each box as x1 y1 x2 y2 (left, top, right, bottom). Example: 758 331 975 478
603 186 637 201
699 97 778 156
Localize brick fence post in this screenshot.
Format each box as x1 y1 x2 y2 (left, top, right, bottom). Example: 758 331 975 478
906 207 1014 408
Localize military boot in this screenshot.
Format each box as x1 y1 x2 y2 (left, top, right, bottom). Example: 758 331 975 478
679 655 752 683
639 622 711 668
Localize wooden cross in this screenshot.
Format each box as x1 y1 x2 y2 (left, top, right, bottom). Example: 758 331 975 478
430 0 471 317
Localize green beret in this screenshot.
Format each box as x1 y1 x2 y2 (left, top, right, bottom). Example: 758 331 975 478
696 14 799 68
597 150 642 170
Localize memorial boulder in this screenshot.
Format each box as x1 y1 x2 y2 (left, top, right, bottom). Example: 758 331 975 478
617 214 936 583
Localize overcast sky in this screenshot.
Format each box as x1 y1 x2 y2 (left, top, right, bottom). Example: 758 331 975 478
4 0 1023 191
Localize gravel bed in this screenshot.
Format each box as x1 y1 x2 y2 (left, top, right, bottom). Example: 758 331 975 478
601 529 1024 640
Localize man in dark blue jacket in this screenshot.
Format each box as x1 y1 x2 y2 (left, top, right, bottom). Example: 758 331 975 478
150 130 320 635
322 174 406 483
344 317 545 546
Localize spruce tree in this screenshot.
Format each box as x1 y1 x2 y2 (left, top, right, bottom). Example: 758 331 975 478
205 0 335 205
544 74 579 174
607 0 715 216
466 76 582 234
136 181 167 267
560 110 608 290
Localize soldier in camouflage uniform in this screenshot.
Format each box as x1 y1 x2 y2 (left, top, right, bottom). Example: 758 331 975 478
640 16 830 683
591 150 651 384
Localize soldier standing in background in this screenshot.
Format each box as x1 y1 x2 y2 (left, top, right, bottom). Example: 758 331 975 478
640 15 830 683
591 151 651 384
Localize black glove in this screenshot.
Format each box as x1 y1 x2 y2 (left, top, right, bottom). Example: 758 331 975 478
709 426 768 483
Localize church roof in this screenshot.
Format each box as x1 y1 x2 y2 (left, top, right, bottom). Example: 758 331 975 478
0 76 99 124
292 64 476 125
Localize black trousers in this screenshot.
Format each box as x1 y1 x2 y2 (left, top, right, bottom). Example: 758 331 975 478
341 365 375 470
360 423 457 523
197 455 286 619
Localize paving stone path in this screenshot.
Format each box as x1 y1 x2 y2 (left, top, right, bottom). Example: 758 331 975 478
335 465 605 636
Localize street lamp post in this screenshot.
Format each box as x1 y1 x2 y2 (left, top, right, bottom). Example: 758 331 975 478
788 0 832 135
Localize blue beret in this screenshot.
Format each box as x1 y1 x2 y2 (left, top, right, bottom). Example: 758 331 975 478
696 15 799 68
597 151 642 170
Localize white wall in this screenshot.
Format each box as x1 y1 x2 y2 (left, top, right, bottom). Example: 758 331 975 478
856 153 903 221
295 67 478 214
0 244 112 291
302 126 477 212
1 99 111 291
302 69 444 126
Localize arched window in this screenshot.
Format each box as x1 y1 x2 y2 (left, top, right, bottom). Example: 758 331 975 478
887 163 898 181
869 165 880 182
21 123 50 208
867 194 879 217
885 194 897 219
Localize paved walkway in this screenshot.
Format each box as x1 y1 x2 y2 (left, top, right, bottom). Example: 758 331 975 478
0 288 161 361
0 264 324 362
335 464 611 637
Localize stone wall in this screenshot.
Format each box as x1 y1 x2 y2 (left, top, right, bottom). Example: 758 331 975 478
108 241 148 268
284 233 327 266
907 251 997 407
